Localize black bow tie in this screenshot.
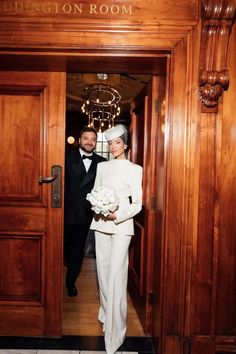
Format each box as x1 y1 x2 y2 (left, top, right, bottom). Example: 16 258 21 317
82 154 93 160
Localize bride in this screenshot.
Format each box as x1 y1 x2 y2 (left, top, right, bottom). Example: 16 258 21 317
89 124 143 354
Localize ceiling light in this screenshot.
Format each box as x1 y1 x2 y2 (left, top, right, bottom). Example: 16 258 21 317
81 84 121 131
97 73 109 81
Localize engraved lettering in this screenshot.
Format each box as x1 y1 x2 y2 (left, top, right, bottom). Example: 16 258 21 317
63 3 72 14
1 1 133 16
100 4 108 14
15 1 23 12
111 5 119 15
32 3 41 12
3 1 12 11
74 3 82 14
122 5 132 15
52 2 60 13
42 3 51 13
90 4 97 14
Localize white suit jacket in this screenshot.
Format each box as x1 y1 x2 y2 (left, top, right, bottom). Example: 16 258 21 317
90 159 143 235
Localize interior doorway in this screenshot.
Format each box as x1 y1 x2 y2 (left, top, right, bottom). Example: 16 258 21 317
62 72 151 336
62 65 165 336
0 48 171 349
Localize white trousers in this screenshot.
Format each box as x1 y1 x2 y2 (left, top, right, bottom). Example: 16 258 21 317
95 231 132 354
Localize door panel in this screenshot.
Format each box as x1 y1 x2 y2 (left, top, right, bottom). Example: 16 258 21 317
0 72 65 337
129 76 166 334
0 89 45 205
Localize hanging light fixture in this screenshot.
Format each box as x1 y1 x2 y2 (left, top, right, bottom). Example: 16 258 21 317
81 83 121 132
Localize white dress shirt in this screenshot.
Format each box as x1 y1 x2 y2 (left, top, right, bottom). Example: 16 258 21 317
80 148 93 172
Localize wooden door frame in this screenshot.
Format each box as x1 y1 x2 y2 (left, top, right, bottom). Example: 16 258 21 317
61 44 198 354
0 11 201 353
128 75 167 336
0 43 199 345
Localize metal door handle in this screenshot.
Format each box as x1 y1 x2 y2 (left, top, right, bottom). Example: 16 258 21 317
51 165 62 208
38 165 62 208
38 175 58 184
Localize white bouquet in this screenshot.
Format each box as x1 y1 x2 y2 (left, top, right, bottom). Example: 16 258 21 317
86 186 119 217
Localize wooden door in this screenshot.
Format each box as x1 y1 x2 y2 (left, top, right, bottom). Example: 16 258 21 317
0 71 66 337
128 76 166 335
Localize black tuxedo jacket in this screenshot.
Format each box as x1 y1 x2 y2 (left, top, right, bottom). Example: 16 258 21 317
64 150 106 225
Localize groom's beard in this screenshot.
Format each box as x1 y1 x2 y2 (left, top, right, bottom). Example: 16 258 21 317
80 144 96 154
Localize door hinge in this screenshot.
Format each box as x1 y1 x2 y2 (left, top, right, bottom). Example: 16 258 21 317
148 291 154 305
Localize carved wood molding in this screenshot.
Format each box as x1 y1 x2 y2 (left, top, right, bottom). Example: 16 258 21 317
199 0 235 112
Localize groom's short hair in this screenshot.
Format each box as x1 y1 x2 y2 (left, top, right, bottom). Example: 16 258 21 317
80 126 98 138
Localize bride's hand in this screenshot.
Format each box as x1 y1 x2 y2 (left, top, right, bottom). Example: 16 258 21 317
106 212 116 220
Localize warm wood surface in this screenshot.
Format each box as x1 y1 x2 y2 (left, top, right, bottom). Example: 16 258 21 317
0 72 65 337
62 257 145 336
0 1 235 353
0 0 198 51
216 21 236 335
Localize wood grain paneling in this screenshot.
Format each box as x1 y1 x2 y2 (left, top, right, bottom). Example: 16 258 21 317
130 222 144 292
161 18 202 354
163 36 188 336
0 0 198 22
189 9 236 354
0 88 45 206
0 307 44 336
215 21 236 337
0 0 235 352
0 71 65 337
129 76 166 337
0 0 198 55
151 75 166 346
0 53 168 74
194 112 215 335
0 233 43 302
129 89 147 331
191 340 215 354
0 207 46 231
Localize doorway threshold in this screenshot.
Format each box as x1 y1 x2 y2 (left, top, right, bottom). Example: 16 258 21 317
0 335 154 353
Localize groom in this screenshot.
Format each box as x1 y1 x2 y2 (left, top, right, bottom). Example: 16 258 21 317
64 126 106 297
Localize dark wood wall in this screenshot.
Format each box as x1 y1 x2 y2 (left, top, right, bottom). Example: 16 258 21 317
215 19 236 344
0 0 235 353
190 14 236 354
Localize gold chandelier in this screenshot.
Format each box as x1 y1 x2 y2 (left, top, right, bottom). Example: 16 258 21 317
81 84 121 131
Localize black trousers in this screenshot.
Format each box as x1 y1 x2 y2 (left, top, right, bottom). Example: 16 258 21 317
64 222 90 289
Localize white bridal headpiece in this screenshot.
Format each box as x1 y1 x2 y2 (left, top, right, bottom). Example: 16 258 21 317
104 124 128 144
